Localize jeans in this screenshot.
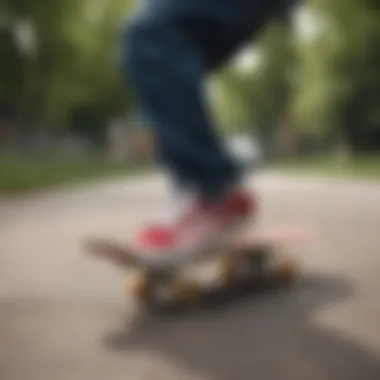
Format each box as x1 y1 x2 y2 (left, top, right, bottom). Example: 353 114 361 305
120 0 293 198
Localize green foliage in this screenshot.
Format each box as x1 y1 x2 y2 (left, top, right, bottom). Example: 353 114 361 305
0 152 144 194
293 0 380 152
211 19 295 144
212 0 380 153
0 0 135 137
1 0 380 153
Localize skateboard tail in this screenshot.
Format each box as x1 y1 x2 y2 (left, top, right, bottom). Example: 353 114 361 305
243 225 315 247
84 239 139 269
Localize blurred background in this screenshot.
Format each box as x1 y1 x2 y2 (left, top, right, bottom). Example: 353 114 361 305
1 2 380 380
1 0 379 193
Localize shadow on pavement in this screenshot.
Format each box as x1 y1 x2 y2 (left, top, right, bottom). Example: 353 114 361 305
105 274 380 380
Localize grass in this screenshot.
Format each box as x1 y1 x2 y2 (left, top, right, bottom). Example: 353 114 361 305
269 155 380 180
0 153 149 195
2 152 379 196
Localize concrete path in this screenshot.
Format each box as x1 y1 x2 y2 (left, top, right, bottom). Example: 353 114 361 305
1 172 380 380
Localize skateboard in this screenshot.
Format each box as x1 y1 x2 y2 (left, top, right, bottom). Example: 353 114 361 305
84 225 312 311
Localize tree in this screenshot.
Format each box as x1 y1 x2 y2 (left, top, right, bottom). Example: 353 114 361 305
210 18 295 148
293 0 380 152
0 0 136 141
212 0 380 154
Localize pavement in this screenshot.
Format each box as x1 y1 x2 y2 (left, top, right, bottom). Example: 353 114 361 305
0 171 380 380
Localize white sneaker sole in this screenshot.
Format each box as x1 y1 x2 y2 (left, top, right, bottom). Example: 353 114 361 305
133 216 252 270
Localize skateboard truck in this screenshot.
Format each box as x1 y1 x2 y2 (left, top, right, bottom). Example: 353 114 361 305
84 224 313 312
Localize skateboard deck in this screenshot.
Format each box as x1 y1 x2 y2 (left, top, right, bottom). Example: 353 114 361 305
84 225 313 311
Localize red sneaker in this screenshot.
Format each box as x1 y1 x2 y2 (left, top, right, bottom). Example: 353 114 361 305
132 189 258 265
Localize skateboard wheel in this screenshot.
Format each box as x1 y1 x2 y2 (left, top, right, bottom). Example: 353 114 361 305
129 272 151 301
171 278 198 304
273 260 298 285
218 257 238 286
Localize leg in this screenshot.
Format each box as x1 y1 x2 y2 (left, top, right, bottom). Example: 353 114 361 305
119 0 293 259
120 0 293 197
120 0 247 198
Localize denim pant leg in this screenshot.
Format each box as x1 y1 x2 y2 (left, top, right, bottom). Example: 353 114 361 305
120 0 292 198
